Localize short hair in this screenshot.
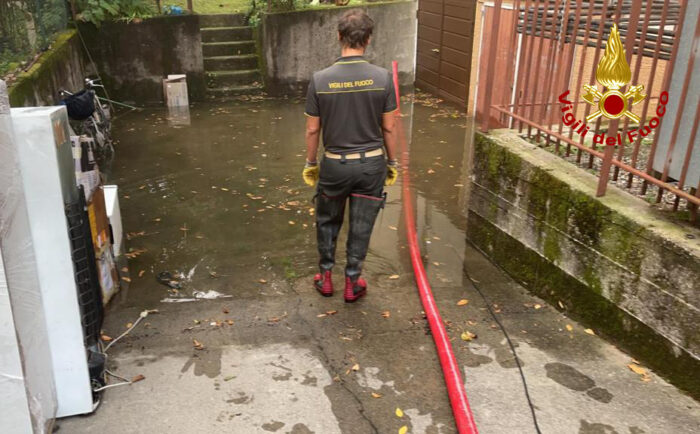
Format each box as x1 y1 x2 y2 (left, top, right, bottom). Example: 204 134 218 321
337 10 374 49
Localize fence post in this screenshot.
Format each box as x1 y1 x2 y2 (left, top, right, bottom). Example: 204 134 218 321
480 0 503 132
187 0 193 13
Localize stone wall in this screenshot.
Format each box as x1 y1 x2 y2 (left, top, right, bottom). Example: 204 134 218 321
260 1 417 95
78 15 206 105
467 129 700 398
8 30 91 107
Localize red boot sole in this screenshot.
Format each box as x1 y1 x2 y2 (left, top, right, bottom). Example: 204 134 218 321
344 289 366 303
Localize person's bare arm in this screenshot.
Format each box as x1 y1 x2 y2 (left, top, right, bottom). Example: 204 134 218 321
305 116 321 163
382 112 397 161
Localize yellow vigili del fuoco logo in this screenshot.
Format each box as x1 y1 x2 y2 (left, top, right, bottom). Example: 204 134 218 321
559 22 669 147
582 23 645 122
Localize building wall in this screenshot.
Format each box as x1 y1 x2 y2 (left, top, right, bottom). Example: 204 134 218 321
467 129 700 398
260 1 418 95
78 16 207 105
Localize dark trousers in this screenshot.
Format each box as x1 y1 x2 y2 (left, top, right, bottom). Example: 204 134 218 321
315 153 386 281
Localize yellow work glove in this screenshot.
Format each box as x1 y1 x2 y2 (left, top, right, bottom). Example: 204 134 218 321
385 159 399 186
302 161 319 187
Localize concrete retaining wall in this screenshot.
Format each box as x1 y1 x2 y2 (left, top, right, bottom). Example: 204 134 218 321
260 1 417 95
8 30 91 107
467 129 700 398
78 16 206 105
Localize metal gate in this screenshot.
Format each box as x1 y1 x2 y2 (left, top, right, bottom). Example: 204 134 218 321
416 0 477 106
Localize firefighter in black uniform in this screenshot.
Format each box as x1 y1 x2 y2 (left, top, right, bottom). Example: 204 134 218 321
302 10 399 302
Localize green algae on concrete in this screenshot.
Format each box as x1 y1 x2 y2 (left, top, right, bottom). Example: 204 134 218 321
8 29 88 107
467 129 700 399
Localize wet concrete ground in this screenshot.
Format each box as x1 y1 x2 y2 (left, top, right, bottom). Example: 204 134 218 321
60 95 699 434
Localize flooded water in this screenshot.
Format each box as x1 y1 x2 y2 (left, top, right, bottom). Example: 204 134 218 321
61 94 700 434
108 93 472 307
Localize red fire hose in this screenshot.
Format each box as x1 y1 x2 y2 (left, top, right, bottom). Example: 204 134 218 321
391 61 479 434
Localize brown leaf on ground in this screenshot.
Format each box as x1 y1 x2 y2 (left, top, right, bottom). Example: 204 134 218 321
138 270 145 277
193 339 204 350
584 328 595 335
351 363 360 371
226 320 234 326
628 362 651 382
100 334 112 342
457 299 469 306
259 279 267 284
461 331 477 341
326 310 338 316
381 311 391 318
121 277 131 283
566 324 573 332
534 304 542 310
131 374 145 383
389 274 400 280
125 322 133 329
371 392 383 398
222 307 229 314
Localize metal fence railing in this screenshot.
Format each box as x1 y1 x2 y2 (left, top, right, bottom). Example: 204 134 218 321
478 0 699 222
0 0 69 77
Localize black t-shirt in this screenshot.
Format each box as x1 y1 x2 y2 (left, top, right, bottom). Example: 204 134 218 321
305 56 398 154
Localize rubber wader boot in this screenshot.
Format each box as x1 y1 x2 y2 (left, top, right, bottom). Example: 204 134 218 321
315 192 346 296
344 193 384 302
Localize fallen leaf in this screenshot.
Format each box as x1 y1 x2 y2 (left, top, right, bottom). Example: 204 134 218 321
534 304 542 310
461 331 477 341
326 310 338 316
224 375 236 381
395 407 404 417
317 313 327 318
138 270 145 277
121 276 131 283
121 267 128 273
125 322 133 329
288 220 296 225
193 339 204 350
584 328 595 335
388 225 398 230
351 363 360 371
259 279 267 284
399 427 408 434
558 300 565 309
628 362 651 382
389 274 400 280
566 324 573 332
457 299 469 306
226 320 234 326
222 307 229 314
100 334 112 342
371 392 383 398
381 311 391 318
131 374 145 383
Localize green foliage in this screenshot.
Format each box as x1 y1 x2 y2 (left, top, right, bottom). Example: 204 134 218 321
76 0 155 26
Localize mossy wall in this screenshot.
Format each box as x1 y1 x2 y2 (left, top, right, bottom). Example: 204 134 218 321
467 129 700 398
8 30 91 107
77 16 206 105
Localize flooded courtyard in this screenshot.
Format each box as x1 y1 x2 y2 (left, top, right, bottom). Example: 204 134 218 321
59 95 700 434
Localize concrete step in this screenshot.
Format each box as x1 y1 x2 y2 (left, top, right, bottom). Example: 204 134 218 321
202 41 256 57
199 14 246 28
201 26 254 43
206 70 261 87
206 84 265 99
204 54 258 71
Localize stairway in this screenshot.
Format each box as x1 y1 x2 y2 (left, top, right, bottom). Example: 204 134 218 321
199 14 263 98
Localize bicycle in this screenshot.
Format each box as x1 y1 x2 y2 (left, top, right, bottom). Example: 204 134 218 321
60 78 114 169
